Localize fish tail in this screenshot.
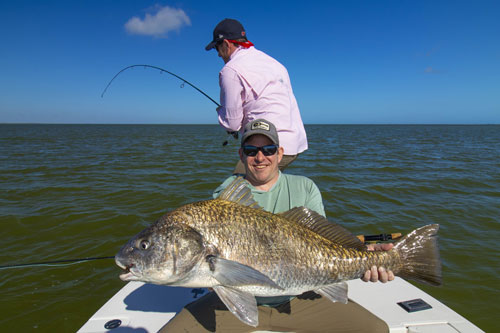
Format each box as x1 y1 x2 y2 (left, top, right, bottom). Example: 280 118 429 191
393 224 442 286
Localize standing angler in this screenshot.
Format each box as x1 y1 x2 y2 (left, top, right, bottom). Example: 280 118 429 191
206 18 308 172
115 177 441 327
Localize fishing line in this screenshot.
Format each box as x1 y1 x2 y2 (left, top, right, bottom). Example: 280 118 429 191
101 64 238 145
0 256 115 270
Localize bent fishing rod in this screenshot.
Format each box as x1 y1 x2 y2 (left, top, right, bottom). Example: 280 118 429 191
101 64 238 145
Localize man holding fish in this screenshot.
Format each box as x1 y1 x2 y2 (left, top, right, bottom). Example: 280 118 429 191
157 119 400 332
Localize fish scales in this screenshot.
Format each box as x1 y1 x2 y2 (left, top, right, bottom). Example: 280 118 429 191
166 199 401 291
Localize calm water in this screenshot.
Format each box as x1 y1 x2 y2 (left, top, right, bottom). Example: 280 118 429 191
0 124 498 332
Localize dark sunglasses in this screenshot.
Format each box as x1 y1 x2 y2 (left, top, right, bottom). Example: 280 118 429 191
242 145 278 157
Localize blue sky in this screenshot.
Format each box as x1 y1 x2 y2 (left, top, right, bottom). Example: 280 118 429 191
1 0 498 124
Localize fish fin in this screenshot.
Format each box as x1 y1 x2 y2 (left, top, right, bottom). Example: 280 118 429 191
394 224 442 286
216 176 262 209
213 286 259 327
315 282 349 304
208 256 283 290
279 207 366 250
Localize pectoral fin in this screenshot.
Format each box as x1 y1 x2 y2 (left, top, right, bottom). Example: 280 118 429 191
315 282 348 304
207 256 283 290
213 286 259 327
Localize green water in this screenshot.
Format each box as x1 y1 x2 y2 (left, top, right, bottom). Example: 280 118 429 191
0 124 498 332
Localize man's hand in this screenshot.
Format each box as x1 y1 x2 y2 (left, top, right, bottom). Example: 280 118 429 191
361 243 395 283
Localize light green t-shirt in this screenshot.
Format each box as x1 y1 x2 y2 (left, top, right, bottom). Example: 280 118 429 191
213 172 326 217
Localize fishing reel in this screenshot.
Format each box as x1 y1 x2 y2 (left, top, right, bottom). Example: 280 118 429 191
222 131 239 146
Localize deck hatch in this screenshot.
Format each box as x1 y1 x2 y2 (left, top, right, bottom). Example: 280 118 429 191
397 298 432 312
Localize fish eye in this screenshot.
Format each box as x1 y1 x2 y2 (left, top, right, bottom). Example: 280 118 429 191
139 240 150 250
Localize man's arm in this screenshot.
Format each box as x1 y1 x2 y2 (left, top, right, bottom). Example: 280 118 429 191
217 67 244 131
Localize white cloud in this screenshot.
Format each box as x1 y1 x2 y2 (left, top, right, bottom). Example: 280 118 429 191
124 5 191 38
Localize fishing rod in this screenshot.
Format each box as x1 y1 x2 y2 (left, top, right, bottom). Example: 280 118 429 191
100 64 238 145
101 64 220 105
0 256 115 270
357 233 402 244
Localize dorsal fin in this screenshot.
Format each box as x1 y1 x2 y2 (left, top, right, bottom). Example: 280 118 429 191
216 176 262 209
279 207 366 250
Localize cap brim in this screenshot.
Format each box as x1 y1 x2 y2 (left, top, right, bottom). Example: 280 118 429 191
205 41 217 51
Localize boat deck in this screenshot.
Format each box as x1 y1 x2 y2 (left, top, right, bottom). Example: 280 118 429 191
78 277 483 332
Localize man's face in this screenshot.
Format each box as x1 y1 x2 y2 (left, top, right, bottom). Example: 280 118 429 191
239 134 283 187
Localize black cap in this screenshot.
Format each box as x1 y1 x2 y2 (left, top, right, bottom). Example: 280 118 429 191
205 18 246 51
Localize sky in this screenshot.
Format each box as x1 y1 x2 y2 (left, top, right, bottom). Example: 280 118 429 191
0 0 499 124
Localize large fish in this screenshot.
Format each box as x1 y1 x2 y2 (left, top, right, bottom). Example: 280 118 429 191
115 177 441 326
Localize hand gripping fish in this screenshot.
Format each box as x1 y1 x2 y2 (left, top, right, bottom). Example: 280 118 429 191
115 177 441 327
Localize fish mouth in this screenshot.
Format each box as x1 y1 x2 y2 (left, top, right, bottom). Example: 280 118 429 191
119 264 137 281
116 260 137 281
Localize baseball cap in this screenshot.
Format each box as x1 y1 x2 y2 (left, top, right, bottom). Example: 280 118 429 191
241 119 280 146
205 18 247 51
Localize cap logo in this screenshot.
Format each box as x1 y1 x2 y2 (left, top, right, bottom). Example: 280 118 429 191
218 34 224 39
251 121 270 131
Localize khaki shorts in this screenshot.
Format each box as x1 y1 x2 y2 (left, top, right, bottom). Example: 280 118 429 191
160 291 388 333
233 154 299 175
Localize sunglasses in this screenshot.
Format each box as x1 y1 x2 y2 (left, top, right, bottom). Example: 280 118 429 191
242 145 278 157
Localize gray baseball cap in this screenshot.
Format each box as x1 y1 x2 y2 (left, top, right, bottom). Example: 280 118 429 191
241 119 279 146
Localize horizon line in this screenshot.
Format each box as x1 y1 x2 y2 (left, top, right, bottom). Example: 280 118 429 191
1 122 499 126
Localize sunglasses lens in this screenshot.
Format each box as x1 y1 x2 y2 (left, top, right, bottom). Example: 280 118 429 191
242 145 277 156
262 145 278 155
242 146 258 156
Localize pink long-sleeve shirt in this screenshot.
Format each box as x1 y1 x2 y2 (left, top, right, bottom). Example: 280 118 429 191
217 46 308 155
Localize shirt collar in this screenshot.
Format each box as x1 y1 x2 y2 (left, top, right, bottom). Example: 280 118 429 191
229 45 253 62
245 171 282 193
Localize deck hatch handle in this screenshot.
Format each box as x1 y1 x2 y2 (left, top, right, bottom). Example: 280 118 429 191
397 298 432 312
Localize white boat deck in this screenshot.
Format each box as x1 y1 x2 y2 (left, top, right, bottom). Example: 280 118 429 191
78 277 483 333
347 278 482 333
